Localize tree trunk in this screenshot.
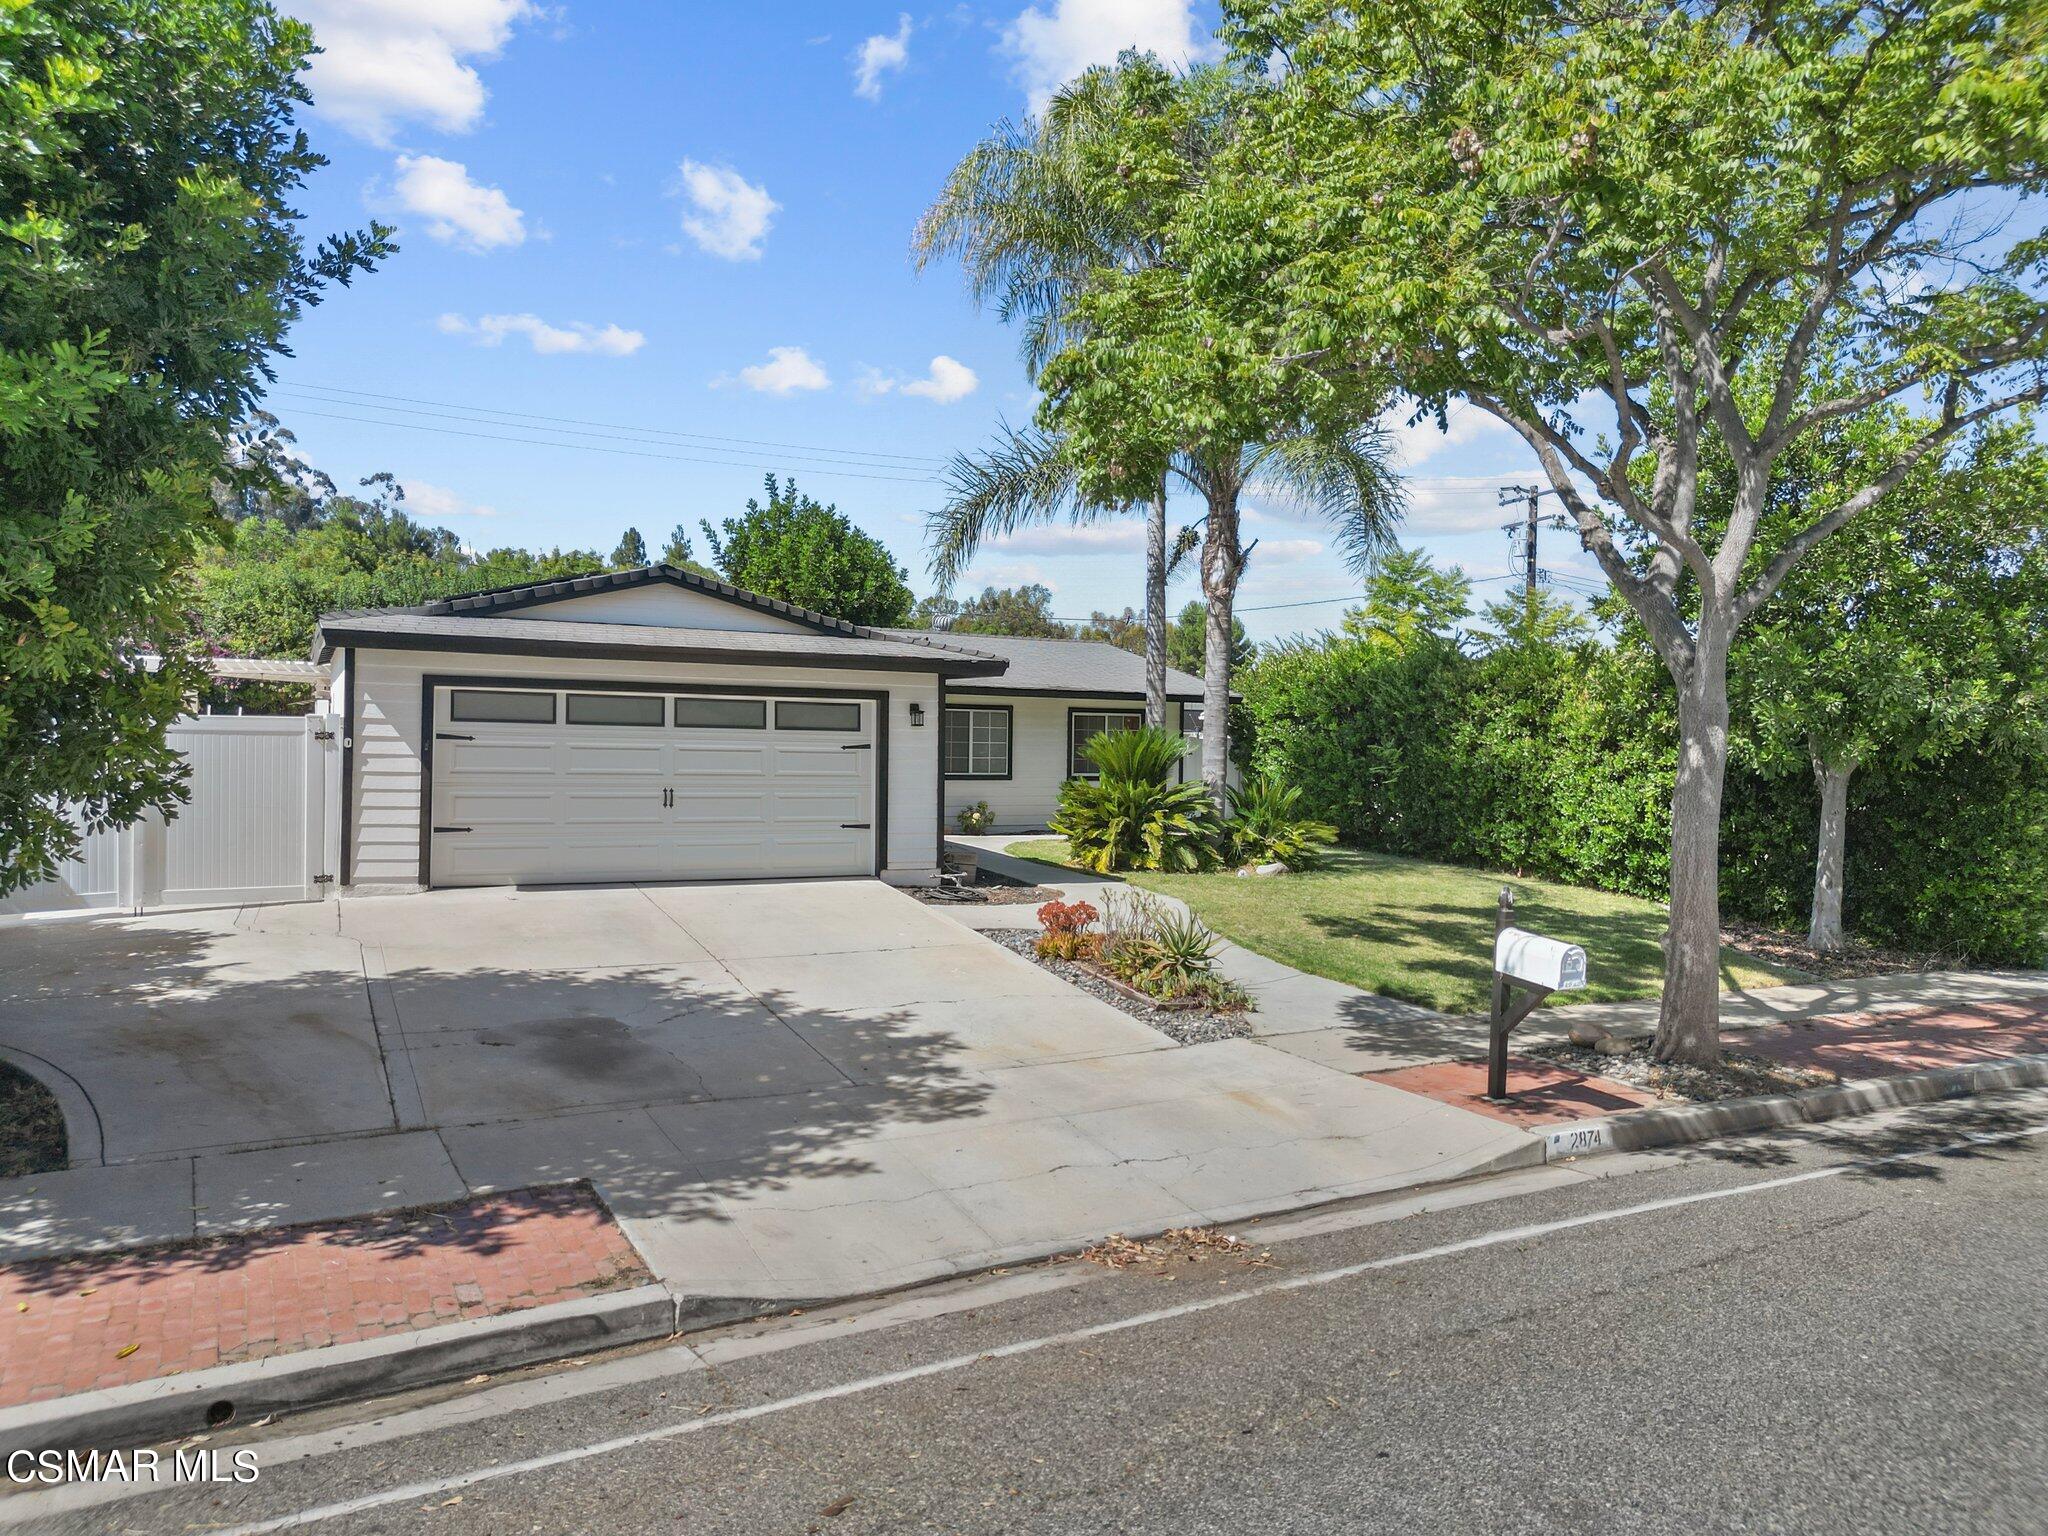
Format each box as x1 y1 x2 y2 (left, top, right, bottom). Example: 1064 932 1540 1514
1653 640 1732 1066
1144 487 1167 730
1807 754 1855 954
1198 491 1242 806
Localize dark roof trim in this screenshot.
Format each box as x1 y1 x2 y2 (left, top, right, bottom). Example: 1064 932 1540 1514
427 564 863 637
944 685 1213 702
317 623 1008 677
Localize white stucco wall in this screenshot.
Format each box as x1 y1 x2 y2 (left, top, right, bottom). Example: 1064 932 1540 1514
940 693 1199 834
341 646 941 888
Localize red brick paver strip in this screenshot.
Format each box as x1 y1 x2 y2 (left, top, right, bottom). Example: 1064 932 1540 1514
1366 1056 1662 1128
0 1183 648 1408
1741 999 2048 1078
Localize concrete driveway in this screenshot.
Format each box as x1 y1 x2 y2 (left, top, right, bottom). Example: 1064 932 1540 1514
0 881 1536 1308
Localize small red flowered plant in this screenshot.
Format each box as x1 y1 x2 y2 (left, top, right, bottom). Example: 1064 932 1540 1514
1034 899 1101 961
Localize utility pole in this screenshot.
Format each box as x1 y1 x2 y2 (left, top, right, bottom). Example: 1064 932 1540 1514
1499 484 1543 616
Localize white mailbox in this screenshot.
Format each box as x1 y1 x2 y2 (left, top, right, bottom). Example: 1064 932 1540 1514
1494 927 1588 992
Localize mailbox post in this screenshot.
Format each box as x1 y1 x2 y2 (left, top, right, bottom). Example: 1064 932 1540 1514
1485 888 1589 1102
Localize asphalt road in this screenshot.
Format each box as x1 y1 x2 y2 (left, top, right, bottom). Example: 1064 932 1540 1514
9 1087 2048 1536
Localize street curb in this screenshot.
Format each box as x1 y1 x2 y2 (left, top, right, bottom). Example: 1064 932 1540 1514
0 1283 676 1458
1539 1050 2048 1162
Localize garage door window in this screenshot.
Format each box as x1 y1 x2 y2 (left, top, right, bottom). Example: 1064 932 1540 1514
565 692 664 726
775 700 861 731
449 688 556 724
674 696 767 729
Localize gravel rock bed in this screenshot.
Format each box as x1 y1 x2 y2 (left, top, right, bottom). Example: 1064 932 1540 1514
986 928 1254 1046
1527 1039 1836 1103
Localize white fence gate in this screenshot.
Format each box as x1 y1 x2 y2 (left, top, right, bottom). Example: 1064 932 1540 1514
1 714 342 919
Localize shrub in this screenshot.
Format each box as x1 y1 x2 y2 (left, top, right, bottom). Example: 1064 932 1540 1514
1051 727 1221 873
1093 889 1250 1009
955 800 995 835
1034 898 1100 961
1225 773 1337 869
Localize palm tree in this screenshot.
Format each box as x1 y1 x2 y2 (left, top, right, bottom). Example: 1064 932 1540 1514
915 66 1184 724
930 419 1405 798
918 61 1403 783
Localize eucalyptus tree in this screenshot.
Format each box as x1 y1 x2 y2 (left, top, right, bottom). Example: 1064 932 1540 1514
1205 0 2048 1061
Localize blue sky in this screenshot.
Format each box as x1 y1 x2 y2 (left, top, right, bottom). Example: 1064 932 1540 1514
274 1 1587 640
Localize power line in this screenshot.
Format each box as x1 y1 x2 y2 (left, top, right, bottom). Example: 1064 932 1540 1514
272 383 953 470
277 408 947 486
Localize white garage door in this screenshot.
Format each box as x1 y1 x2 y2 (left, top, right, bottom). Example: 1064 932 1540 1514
427 685 877 887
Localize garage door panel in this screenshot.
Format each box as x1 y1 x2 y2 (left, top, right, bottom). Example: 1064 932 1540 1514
438 739 558 775
439 787 560 826
672 745 773 776
563 740 668 775
561 786 669 827
429 687 876 887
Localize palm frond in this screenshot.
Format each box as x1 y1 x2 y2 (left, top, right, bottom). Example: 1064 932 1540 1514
1246 424 1408 576
927 422 1110 588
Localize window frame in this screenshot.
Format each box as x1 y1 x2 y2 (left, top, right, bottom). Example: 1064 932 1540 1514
773 699 864 732
673 695 768 730
1067 707 1146 780
565 691 665 728
448 687 557 725
942 704 1013 781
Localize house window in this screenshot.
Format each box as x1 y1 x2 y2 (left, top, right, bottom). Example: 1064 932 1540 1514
448 688 556 724
775 700 862 731
943 706 1011 779
674 696 766 729
565 692 664 726
1069 709 1144 778
1179 706 1203 781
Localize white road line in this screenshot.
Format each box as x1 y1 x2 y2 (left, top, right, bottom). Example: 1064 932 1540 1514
185 1119 2045 1536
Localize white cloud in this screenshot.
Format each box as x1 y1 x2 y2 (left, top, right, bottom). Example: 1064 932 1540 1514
862 355 980 404
391 155 525 251
673 160 779 261
1001 0 1219 112
438 312 646 357
719 345 832 395
1379 398 1512 469
990 523 1143 554
853 14 913 100
292 0 536 144
405 480 500 519
1250 538 1325 564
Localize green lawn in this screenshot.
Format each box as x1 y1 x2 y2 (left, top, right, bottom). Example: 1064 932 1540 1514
1001 840 1799 1015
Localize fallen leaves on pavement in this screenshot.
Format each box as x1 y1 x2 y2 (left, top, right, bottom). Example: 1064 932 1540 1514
1071 1227 1273 1276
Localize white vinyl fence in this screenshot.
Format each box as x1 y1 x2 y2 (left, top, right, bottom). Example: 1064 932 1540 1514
2 714 342 919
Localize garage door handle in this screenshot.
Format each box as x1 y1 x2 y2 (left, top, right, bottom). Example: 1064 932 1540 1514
433 825 472 834
840 743 872 750
435 732 474 741
840 822 871 830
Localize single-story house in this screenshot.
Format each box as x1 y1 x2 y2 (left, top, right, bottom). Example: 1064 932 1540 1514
312 565 1214 892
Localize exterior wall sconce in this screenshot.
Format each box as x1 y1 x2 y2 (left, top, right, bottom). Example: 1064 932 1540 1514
909 702 926 727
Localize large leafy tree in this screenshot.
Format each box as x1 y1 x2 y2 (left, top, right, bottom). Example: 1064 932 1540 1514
699 475 913 626
916 583 1069 637
0 0 389 893
194 480 602 666
1733 414 2048 951
1213 0 2048 1060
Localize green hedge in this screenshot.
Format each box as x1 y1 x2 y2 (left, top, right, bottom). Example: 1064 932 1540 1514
1237 635 2048 965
